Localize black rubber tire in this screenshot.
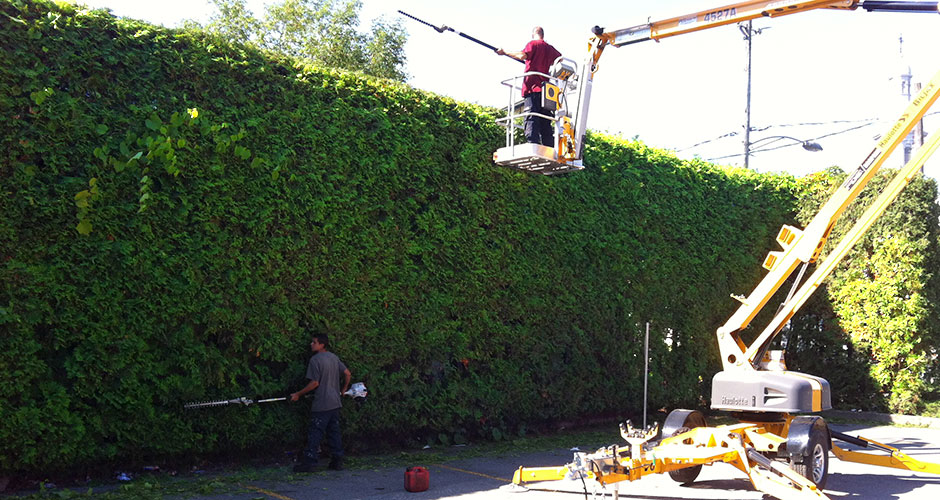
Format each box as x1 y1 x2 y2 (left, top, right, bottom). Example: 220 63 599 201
790 426 829 489
661 409 706 485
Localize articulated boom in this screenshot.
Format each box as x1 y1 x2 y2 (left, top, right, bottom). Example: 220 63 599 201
599 0 856 48
717 72 940 370
500 2 940 499
710 73 940 416
494 1 939 175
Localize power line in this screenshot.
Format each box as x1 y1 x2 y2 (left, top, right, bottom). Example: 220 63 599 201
681 111 936 161
765 117 882 128
706 121 878 161
678 117 881 152
677 131 738 152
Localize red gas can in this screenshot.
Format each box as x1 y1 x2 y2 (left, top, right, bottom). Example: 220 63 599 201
404 466 430 492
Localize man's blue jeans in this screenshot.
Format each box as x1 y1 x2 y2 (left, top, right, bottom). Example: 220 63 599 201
301 408 343 464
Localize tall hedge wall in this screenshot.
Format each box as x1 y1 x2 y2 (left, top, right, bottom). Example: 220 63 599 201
2 0 937 475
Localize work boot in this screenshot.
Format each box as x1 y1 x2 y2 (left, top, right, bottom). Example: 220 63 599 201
293 462 317 473
328 457 344 471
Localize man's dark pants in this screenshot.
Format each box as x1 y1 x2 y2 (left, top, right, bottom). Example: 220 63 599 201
524 92 554 147
301 408 343 464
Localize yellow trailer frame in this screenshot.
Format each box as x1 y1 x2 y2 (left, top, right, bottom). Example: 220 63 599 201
513 422 828 499
511 419 940 500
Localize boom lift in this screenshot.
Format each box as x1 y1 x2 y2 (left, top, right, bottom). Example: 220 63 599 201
493 0 940 174
497 1 940 499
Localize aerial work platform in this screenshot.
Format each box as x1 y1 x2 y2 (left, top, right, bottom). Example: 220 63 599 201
493 59 587 175
492 143 583 175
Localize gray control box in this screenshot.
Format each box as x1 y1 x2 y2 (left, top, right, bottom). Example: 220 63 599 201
711 370 832 413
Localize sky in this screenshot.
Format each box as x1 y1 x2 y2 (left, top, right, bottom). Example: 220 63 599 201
75 0 940 179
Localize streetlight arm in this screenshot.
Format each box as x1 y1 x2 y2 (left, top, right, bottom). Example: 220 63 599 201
747 135 823 152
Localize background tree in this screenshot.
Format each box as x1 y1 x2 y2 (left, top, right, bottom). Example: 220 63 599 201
202 0 407 81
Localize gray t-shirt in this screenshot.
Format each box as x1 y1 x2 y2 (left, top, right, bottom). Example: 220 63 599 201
305 351 348 412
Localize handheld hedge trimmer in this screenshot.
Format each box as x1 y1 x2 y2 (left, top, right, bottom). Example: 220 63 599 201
397 10 523 64
184 382 368 410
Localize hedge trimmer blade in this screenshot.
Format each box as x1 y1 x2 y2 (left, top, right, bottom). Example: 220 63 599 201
184 383 367 410
183 396 259 409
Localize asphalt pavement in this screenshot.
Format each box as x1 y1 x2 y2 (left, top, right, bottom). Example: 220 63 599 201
186 422 940 500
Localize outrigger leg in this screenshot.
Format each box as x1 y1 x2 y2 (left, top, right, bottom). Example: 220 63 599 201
831 430 940 474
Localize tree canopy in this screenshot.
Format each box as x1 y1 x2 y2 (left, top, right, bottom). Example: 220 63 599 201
200 0 408 81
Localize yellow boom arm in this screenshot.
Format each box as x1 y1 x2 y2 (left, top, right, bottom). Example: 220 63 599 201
716 72 940 370
597 1 857 48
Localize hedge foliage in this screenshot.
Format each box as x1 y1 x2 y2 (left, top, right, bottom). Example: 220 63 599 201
2 0 938 474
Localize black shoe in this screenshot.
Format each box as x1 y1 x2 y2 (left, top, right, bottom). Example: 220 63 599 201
293 462 317 473
328 458 344 471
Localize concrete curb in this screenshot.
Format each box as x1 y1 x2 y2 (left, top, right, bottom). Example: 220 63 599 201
823 409 940 428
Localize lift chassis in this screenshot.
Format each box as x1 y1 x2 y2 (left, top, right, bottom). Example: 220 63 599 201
513 412 940 499
499 2 940 499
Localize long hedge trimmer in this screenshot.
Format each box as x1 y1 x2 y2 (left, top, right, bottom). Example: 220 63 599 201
397 10 523 64
184 382 368 410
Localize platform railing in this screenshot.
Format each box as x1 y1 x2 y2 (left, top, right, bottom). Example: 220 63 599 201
494 70 562 155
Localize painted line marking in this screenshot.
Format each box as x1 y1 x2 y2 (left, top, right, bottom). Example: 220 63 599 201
240 483 296 500
433 464 585 494
432 463 507 482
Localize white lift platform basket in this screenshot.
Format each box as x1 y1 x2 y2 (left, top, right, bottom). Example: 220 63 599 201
492 143 583 175
493 59 586 176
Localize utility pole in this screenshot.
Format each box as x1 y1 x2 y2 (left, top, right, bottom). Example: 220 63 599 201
898 36 927 173
741 22 766 169
900 36 914 165
742 20 754 170
915 82 926 173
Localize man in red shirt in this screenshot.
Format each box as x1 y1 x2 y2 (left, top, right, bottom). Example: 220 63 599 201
497 27 562 147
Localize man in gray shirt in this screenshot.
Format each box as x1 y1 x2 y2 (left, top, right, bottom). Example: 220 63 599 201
290 333 351 472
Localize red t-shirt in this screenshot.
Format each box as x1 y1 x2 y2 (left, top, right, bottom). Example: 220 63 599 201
522 39 562 96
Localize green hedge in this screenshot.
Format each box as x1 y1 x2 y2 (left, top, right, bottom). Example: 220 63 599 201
2 0 937 475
